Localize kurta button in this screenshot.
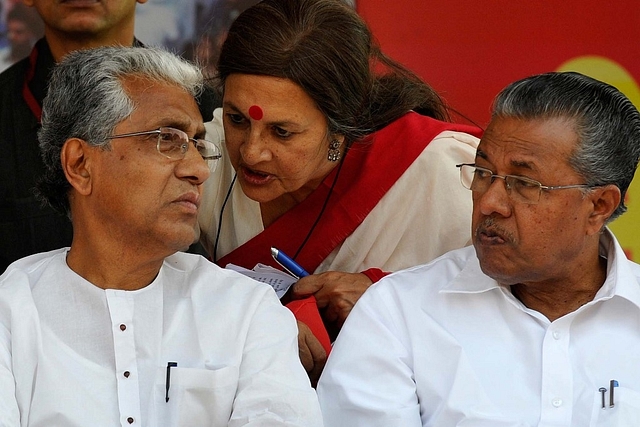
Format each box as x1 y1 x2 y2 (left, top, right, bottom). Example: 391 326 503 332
124 371 130 378
127 417 134 424
120 324 126 331
552 331 561 340
552 398 563 407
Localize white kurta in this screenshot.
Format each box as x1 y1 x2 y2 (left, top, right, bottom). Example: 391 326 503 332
199 108 479 272
0 250 323 427
317 230 640 427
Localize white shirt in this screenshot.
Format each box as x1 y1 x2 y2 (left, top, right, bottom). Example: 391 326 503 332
199 108 479 272
0 250 323 427
317 230 640 427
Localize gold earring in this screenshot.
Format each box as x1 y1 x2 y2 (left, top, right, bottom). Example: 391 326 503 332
328 139 341 162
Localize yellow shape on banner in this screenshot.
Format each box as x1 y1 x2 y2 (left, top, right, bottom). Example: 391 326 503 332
558 56 640 261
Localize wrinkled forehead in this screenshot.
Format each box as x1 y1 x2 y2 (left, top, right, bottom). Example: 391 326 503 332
476 115 579 169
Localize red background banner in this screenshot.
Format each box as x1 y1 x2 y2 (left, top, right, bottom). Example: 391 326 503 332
356 0 640 259
356 0 640 126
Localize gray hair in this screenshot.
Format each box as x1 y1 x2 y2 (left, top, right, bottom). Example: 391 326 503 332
37 46 203 216
492 71 640 222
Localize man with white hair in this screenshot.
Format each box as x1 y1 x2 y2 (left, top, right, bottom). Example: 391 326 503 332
0 46 322 427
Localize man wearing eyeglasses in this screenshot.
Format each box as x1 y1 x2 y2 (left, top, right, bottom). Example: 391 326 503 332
318 71 640 427
0 0 220 274
0 46 322 426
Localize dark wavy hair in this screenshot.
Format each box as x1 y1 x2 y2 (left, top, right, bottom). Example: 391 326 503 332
214 0 449 146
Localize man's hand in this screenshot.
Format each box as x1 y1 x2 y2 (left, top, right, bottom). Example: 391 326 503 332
291 272 373 337
297 320 326 387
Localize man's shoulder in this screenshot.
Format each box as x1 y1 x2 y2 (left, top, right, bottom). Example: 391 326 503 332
623 255 640 283
0 56 28 90
161 252 290 325
369 245 477 302
162 252 276 298
0 56 30 122
0 250 67 299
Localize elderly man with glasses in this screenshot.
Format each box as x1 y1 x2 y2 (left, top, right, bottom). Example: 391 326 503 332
318 71 640 427
0 46 322 426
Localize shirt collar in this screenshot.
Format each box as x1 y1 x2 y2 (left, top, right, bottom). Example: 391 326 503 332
441 229 640 311
593 228 640 310
441 248 501 294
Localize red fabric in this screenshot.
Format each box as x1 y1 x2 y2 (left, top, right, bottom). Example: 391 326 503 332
22 45 42 122
361 268 389 283
285 297 331 352
218 113 482 352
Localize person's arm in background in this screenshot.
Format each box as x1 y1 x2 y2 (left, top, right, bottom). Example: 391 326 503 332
289 268 388 340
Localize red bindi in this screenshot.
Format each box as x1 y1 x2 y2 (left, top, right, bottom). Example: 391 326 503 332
248 105 264 121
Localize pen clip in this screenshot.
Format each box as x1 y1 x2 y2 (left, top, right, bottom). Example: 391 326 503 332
270 247 302 279
279 264 300 280
599 387 607 409
166 362 177 402
610 379 619 408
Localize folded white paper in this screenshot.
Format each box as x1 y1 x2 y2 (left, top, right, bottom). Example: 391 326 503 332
226 263 297 298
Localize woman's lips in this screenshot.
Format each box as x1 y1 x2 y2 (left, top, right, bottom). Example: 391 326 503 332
240 166 273 185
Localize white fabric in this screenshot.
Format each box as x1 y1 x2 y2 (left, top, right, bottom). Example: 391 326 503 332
0 250 323 427
317 230 640 427
199 108 479 272
0 48 14 73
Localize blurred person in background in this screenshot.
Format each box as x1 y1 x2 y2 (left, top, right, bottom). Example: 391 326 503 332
0 0 216 273
0 3 43 71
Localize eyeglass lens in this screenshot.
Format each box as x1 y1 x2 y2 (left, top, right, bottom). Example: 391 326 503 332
460 165 541 204
157 129 189 159
157 128 220 163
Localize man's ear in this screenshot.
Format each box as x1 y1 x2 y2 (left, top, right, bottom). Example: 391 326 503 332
587 184 621 235
61 138 93 196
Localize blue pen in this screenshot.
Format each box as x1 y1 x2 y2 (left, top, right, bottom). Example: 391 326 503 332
271 247 309 279
610 379 619 407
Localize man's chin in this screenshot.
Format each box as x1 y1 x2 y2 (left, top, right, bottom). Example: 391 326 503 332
163 228 200 254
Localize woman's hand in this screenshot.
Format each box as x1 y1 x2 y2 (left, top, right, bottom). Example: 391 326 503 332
296 320 326 387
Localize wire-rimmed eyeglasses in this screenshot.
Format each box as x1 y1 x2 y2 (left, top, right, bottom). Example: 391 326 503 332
108 127 222 170
456 163 595 205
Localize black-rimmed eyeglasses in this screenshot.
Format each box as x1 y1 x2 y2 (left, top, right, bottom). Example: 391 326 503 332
108 127 222 170
456 163 595 205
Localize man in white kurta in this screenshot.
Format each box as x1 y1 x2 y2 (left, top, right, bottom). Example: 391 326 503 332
0 46 322 426
1 251 323 426
317 71 640 427
318 230 640 427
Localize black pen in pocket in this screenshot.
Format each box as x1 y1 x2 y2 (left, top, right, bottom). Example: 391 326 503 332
166 362 177 402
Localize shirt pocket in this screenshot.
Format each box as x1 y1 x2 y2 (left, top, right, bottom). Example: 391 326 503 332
589 387 640 427
152 365 239 427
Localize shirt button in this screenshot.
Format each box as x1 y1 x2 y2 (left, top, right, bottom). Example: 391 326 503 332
552 398 563 407
124 371 130 378
120 324 127 331
127 417 134 424
552 331 561 340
